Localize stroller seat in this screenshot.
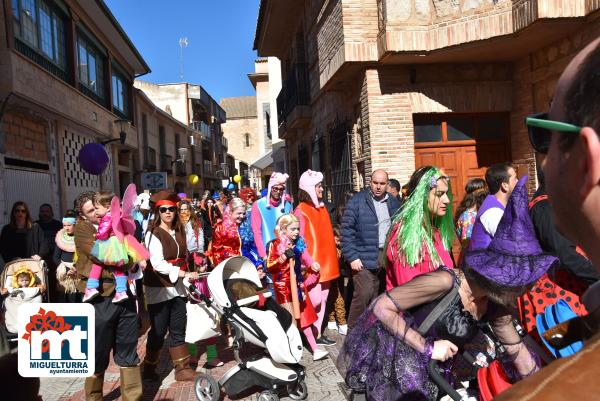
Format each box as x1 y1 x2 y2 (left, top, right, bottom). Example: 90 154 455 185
1 259 47 336
192 256 307 401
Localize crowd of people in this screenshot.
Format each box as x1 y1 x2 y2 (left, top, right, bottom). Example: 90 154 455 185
1 37 600 401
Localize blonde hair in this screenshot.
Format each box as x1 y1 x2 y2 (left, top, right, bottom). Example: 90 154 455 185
228 197 246 212
274 214 299 237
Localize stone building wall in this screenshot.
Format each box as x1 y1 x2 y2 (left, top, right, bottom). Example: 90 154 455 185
221 117 260 164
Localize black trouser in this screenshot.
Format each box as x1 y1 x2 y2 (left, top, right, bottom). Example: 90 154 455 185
93 295 140 374
147 296 187 351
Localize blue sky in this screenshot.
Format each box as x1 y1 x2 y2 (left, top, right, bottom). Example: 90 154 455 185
105 0 261 102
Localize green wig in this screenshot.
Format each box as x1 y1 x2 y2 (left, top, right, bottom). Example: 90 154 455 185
386 167 456 268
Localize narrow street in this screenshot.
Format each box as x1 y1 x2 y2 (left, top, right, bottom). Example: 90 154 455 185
40 331 348 401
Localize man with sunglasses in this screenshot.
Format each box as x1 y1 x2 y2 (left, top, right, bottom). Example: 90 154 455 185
496 38 600 401
251 172 293 260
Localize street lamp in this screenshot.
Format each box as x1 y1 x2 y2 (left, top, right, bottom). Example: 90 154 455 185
101 119 129 145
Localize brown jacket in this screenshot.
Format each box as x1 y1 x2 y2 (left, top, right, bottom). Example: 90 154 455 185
74 219 131 296
495 332 600 401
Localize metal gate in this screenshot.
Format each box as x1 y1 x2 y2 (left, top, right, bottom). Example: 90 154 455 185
328 118 353 206
3 168 54 225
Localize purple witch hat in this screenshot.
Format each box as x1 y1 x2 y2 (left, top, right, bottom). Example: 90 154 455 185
463 176 558 298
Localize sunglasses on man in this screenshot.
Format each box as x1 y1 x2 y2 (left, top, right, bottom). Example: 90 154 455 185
159 206 177 213
525 112 581 154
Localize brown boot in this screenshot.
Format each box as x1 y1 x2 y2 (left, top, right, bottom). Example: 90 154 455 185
84 373 104 401
142 348 160 381
169 344 196 382
120 366 143 401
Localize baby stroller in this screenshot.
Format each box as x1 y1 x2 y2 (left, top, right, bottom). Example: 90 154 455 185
187 256 308 401
1 258 48 346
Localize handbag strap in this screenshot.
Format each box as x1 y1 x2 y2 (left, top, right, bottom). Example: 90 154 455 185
417 285 459 336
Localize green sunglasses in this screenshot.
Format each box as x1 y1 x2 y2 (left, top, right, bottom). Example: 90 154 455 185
525 113 581 154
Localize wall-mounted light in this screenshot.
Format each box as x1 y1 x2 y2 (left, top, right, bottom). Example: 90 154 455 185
101 119 129 145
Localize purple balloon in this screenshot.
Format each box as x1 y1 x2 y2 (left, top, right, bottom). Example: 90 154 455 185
177 193 187 199
78 143 109 175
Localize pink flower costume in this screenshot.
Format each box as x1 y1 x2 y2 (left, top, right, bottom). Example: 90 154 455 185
85 184 150 303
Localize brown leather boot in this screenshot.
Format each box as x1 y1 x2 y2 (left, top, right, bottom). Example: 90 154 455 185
84 373 104 401
120 365 143 401
169 344 196 382
142 348 160 381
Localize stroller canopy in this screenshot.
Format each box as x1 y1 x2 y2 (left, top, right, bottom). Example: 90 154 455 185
208 256 263 308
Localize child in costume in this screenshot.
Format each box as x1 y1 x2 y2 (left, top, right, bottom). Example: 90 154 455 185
54 209 80 302
7 266 44 297
84 185 150 303
267 214 328 361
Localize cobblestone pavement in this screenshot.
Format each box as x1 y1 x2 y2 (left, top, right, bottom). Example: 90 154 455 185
39 328 349 401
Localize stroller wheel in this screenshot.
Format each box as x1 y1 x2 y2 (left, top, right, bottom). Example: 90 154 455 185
257 390 280 401
195 373 220 401
287 380 308 400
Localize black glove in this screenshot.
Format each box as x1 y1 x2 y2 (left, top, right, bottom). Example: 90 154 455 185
284 249 295 259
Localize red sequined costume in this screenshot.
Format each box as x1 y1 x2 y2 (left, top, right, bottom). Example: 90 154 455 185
267 236 318 329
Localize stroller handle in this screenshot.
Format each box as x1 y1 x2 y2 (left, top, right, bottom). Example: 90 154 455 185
427 359 465 401
237 291 271 307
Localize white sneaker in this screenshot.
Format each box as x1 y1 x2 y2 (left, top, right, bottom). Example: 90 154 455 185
338 324 348 335
327 321 337 331
313 348 329 361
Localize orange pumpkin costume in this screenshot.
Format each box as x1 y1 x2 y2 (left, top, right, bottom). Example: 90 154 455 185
294 202 340 282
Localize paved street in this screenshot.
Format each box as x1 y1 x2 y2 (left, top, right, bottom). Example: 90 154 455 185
39 329 348 401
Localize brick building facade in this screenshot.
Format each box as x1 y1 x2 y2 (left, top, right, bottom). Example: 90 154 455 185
0 0 215 221
0 0 149 222
254 0 600 204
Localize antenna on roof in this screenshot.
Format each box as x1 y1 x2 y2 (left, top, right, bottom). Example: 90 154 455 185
178 37 188 81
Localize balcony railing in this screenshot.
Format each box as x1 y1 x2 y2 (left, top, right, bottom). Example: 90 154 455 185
190 121 211 141
276 63 310 124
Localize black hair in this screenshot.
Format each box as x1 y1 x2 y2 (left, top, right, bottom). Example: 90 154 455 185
388 178 401 191
63 209 77 218
454 178 488 225
39 203 53 210
563 43 600 150
485 162 514 194
403 166 434 200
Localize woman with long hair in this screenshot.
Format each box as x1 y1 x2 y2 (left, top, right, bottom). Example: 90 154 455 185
0 201 49 263
385 166 455 290
142 191 199 382
341 176 545 401
455 178 488 250
179 199 204 268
